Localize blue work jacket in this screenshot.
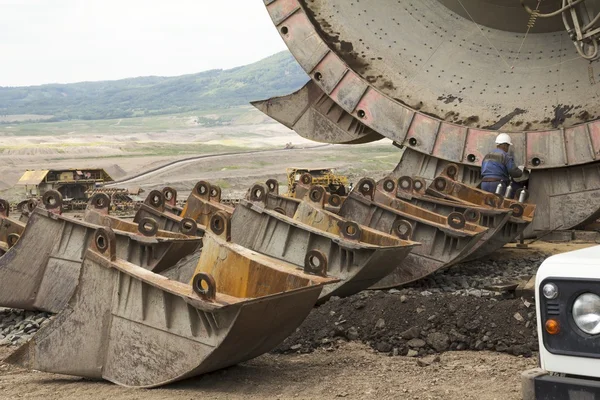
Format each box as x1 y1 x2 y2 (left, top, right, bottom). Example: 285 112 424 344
481 148 522 181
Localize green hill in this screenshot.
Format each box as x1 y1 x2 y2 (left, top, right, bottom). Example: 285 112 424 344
0 51 308 121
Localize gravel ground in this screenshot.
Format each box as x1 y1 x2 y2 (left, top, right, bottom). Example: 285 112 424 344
0 309 52 347
0 343 536 400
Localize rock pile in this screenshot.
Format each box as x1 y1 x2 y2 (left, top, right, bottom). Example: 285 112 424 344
0 308 52 347
407 253 545 295
275 290 537 358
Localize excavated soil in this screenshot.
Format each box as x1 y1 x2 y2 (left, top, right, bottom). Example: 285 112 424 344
275 291 536 357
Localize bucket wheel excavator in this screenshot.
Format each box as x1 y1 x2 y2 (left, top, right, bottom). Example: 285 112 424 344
255 0 600 234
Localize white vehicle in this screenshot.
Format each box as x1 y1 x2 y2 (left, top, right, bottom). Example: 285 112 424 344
522 246 600 399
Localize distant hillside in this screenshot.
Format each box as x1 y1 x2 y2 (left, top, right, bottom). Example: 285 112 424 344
0 51 308 121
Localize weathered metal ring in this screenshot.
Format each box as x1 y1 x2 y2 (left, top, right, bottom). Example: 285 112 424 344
309 186 326 203
357 178 376 198
192 273 217 301
304 250 328 277
382 178 396 193
328 194 342 207
339 220 361 240
147 190 164 209
433 177 448 192
27 199 38 213
42 190 63 210
266 179 279 193
195 181 210 197
180 218 197 235
392 219 413 240
138 217 159 237
413 178 426 193
162 187 176 202
209 185 221 200
447 212 466 229
300 173 312 185
398 176 413 192
445 164 459 180
6 233 19 248
510 203 525 218
91 193 110 209
94 228 115 256
463 208 481 223
210 213 226 235
249 184 267 202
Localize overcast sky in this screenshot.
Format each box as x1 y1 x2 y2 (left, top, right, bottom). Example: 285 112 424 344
0 0 288 87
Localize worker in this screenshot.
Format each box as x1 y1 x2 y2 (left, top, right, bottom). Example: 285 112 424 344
480 133 524 197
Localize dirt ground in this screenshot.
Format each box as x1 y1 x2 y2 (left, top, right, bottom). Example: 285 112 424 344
0 344 536 400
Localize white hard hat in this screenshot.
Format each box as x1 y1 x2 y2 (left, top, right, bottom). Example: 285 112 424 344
495 133 513 146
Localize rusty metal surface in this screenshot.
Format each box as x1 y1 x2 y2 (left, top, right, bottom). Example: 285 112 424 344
376 176 515 261
0 198 201 313
252 81 383 144
84 193 191 239
421 167 535 254
0 200 25 255
134 190 205 236
231 183 418 300
259 0 600 232
334 179 486 288
425 165 536 222
8 226 336 388
395 147 600 232
180 181 234 225
254 84 600 233
263 0 600 171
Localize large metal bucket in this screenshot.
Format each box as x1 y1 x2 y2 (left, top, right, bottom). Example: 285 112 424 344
133 190 205 236
336 179 487 288
425 165 535 260
375 176 514 262
7 226 337 388
231 183 418 301
0 192 202 313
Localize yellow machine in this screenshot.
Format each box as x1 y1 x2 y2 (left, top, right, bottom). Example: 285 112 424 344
286 167 349 197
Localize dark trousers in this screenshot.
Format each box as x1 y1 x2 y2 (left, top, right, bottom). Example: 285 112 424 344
481 181 524 200
481 181 501 194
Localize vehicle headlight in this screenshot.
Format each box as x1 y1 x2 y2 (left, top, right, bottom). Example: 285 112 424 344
573 293 600 335
543 283 558 299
